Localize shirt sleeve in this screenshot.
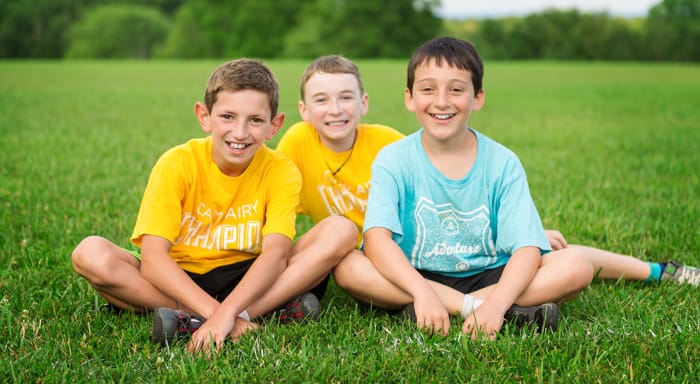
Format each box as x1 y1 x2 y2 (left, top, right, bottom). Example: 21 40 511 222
131 151 188 247
363 146 404 241
261 155 302 240
493 155 551 255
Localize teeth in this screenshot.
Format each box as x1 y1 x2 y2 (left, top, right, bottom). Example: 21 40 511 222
229 143 246 150
327 121 347 126
433 114 454 120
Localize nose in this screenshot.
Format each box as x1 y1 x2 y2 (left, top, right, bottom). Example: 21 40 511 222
231 121 248 139
328 98 342 114
435 89 449 108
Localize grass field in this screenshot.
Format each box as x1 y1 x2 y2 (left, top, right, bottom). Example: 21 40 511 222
1 59 699 383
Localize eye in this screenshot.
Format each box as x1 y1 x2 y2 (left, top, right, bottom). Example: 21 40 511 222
221 114 234 120
450 87 465 94
313 97 327 104
250 117 265 124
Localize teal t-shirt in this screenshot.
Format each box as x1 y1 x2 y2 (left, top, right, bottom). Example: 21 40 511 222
363 128 550 277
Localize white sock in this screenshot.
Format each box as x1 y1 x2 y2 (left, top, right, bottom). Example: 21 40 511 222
238 309 250 321
460 294 484 318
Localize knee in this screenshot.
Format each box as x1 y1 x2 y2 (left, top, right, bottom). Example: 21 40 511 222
319 215 359 249
71 236 116 283
333 251 369 290
562 250 595 292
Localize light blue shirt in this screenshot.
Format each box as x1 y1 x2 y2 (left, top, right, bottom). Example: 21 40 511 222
363 128 550 277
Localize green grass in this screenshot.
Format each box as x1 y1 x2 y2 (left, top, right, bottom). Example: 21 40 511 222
1 59 699 383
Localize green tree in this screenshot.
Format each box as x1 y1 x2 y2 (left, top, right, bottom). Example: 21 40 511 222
0 0 95 57
159 0 299 58
284 0 442 58
0 0 185 58
65 4 171 58
646 0 700 60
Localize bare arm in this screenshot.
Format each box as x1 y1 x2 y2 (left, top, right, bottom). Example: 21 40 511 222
140 234 219 316
188 233 291 353
462 246 541 339
364 227 450 335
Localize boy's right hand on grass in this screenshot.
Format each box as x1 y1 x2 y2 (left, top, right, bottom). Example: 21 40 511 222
413 292 450 336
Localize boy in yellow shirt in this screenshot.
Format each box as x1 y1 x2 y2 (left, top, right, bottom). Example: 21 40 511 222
71 59 358 354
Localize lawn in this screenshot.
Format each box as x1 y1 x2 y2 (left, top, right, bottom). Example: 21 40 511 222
1 59 699 383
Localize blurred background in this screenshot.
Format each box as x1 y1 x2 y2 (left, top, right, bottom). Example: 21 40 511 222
0 0 697 61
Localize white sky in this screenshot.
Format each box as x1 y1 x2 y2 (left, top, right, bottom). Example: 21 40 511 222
437 0 661 18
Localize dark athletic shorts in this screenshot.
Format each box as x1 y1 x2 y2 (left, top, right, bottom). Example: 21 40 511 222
185 259 330 302
417 265 506 294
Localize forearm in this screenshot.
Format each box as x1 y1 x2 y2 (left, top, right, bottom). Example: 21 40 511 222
485 246 541 313
140 235 218 317
216 234 290 318
364 228 431 299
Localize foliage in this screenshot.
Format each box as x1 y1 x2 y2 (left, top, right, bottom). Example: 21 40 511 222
1 0 699 60
0 0 184 58
447 9 646 61
65 5 171 59
283 0 442 58
646 0 700 60
1 59 699 382
158 0 300 58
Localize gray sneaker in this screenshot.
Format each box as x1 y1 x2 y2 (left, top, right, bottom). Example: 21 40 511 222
151 307 205 347
400 303 416 322
504 303 559 333
661 262 700 286
267 292 321 324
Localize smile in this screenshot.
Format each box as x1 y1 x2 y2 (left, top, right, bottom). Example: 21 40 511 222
227 142 248 150
430 113 455 120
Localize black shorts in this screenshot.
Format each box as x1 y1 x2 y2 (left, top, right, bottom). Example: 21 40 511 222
185 259 330 302
418 265 506 294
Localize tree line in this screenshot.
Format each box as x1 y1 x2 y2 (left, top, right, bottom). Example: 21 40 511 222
0 0 697 61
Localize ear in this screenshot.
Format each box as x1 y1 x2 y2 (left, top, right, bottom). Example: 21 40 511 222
194 102 211 133
266 112 286 140
404 87 416 112
298 99 310 122
473 89 486 111
360 92 369 116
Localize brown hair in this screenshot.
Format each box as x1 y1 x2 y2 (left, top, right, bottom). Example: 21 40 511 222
204 58 279 117
406 37 484 95
299 55 365 100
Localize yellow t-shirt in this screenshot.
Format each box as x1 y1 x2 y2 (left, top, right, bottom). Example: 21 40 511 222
277 122 403 244
131 137 301 274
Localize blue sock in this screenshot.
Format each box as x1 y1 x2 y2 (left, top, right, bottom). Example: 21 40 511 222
645 262 663 282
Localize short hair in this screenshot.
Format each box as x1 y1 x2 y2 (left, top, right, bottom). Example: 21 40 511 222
406 37 484 95
299 55 365 100
204 58 279 117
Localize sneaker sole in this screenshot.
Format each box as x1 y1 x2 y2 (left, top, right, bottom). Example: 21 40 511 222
151 307 177 346
298 292 321 322
506 303 559 333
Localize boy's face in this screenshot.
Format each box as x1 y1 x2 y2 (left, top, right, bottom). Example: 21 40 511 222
196 89 284 177
299 72 368 152
405 60 484 142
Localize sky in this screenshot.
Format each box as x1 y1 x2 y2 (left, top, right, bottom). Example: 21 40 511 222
436 0 661 19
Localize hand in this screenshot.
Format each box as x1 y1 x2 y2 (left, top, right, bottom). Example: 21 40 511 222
545 230 568 251
413 293 450 336
461 301 506 340
229 316 258 342
187 311 236 355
